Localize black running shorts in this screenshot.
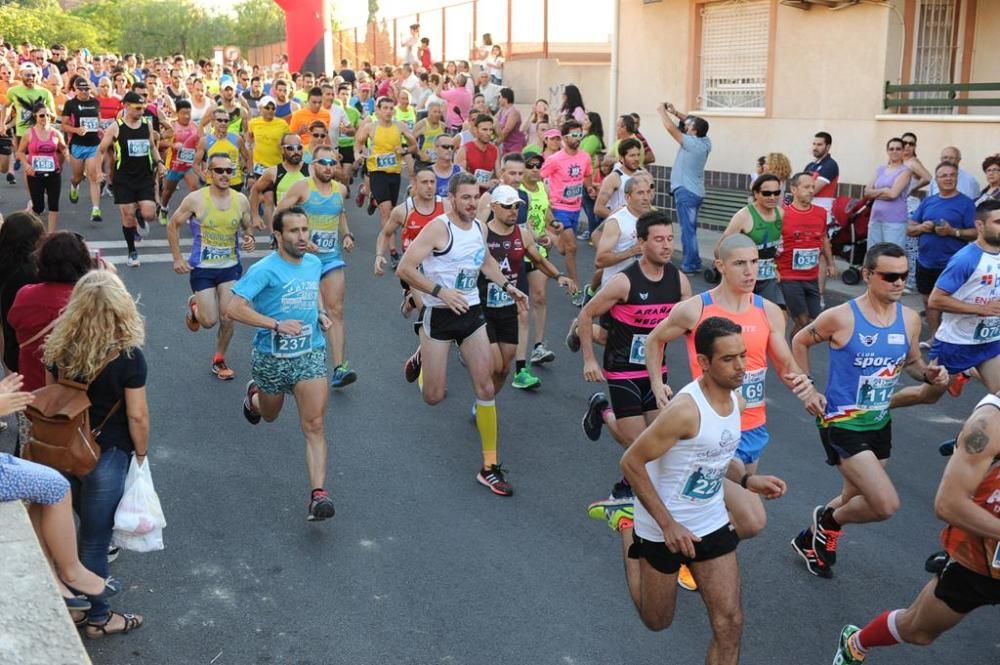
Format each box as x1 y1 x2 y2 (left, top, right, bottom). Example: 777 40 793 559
607 373 665 419
422 305 486 345
934 559 1000 614
485 304 518 346
113 175 156 205
370 171 401 206
820 422 892 466
629 523 739 575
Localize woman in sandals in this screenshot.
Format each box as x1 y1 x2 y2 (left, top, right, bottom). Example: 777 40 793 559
43 270 149 638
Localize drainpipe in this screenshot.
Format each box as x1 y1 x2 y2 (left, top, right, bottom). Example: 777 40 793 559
609 0 620 132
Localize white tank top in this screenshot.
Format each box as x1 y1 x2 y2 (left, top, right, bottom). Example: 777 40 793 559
606 164 632 213
190 97 211 125
600 207 639 287
421 215 486 308
633 380 741 540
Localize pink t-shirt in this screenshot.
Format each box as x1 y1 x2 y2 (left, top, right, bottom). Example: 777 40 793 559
440 86 472 128
539 149 592 212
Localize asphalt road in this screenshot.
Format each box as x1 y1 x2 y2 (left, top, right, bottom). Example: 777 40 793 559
0 175 994 665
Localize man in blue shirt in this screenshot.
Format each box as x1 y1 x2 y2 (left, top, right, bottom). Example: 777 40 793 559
907 162 977 344
226 206 337 523
658 102 711 274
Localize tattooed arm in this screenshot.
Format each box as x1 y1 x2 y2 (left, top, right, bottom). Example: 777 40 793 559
934 408 1000 541
790 303 849 379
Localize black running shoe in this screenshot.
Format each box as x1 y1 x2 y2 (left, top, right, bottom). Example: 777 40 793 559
404 350 421 383
308 489 336 521
811 505 842 567
242 380 261 425
477 464 513 496
925 550 949 574
791 529 833 579
5 173 14 185
939 438 956 457
367 195 377 216
582 391 609 441
610 477 634 500
389 250 400 271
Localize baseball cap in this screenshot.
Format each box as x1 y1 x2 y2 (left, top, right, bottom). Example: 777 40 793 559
122 91 145 105
490 185 522 206
524 153 545 167
258 95 276 108
220 76 235 90
19 62 37 75
543 128 561 140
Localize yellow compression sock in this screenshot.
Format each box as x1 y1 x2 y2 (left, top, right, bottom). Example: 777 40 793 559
475 399 497 467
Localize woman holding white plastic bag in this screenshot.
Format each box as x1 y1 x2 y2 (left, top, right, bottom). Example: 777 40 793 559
43 270 149 639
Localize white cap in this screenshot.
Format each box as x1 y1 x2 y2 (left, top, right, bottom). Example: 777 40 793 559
490 185 522 206
258 95 277 108
19 62 37 74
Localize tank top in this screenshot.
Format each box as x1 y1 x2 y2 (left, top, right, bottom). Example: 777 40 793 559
421 216 486 308
465 141 498 187
394 106 416 133
941 394 1000 578
401 196 445 251
188 188 242 269
205 132 243 186
274 100 294 121
687 291 771 431
606 164 632 214
869 164 910 224
366 123 403 173
604 261 683 379
497 105 526 154
301 179 344 264
27 127 60 175
600 207 640 287
744 204 783 282
777 204 826 282
114 118 154 179
189 97 211 126
521 182 550 260
478 225 525 310
418 121 446 162
168 122 199 172
223 106 243 134
273 163 309 202
434 164 462 198
633 379 741 540
821 299 909 432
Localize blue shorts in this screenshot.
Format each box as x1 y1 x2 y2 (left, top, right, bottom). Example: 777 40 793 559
552 208 581 233
70 143 98 160
929 339 1000 374
251 348 328 395
320 257 345 276
166 168 192 183
736 424 770 465
190 263 243 293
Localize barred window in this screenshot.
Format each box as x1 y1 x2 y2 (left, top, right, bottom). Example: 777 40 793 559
698 0 770 112
911 0 959 114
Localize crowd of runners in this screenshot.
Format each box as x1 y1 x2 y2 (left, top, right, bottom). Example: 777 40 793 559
0 40 998 663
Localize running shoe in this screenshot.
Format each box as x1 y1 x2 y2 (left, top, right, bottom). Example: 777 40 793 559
308 489 336 521
330 362 357 388
947 371 969 397
90 207 102 223
918 340 931 351
611 478 634 500
126 252 140 268
790 528 833 579
242 380 261 425
530 343 555 365
477 463 513 496
590 502 633 532
577 230 590 241
581 285 596 307
102 183 112 198
924 550 949 574
367 195 377 216
185 295 200 332
587 495 633 521
565 319 580 353
812 505 842 567
582 391 609 441
14 159 20 171
106 546 121 564
677 564 698 591
69 183 79 203
511 367 541 390
158 206 169 226
136 215 148 235
939 438 956 457
354 188 366 208
0 420 6 433
6 173 15 184
570 290 586 307
212 359 235 381
389 250 400 271
831 624 865 665
404 350 421 383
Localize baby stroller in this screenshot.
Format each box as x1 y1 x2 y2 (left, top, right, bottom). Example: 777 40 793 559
829 196 871 285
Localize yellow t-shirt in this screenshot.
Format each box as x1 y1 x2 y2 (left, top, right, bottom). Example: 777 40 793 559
248 116 289 170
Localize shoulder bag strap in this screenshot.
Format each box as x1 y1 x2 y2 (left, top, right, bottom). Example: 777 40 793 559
21 318 59 348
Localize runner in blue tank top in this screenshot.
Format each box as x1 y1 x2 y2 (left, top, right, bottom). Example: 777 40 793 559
790 243 949 579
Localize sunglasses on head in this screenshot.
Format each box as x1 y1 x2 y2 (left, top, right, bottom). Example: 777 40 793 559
211 167 234 175
315 158 337 166
873 270 908 283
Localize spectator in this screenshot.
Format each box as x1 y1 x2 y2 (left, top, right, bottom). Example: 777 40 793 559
751 155 766 184
438 73 471 131
541 126 562 159
628 112 656 166
485 45 504 85
579 111 606 236
613 114 645 164
929 146 980 199
0 211 45 376
864 137 911 250
803 131 839 214
474 69 501 113
975 154 1000 205
43 270 149 639
402 24 420 67
520 98 549 148
338 59 355 85
418 38 432 73
559 84 586 124
907 161 977 345
494 88 525 155
900 131 932 292
657 101 711 274
763 152 792 192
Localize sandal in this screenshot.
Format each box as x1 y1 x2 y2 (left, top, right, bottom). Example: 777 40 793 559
70 610 88 628
85 611 144 639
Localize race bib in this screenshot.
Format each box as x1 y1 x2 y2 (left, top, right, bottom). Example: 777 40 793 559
474 168 491 184
628 334 647 365
757 258 777 281
177 147 196 164
425 149 438 163
253 163 266 176
200 244 235 264
99 119 115 130
270 324 313 358
80 117 100 132
127 138 150 158
30 155 56 173
311 230 339 252
486 282 514 308
792 248 820 271
19 108 32 122
741 367 766 408
562 183 583 200
974 317 1000 343
680 466 724 503
375 153 397 169
855 371 899 411
454 270 478 291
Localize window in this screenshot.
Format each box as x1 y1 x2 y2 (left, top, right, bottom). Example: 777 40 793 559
911 0 959 113
698 0 770 112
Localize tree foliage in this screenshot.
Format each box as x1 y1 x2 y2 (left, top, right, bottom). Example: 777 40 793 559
0 1 113 50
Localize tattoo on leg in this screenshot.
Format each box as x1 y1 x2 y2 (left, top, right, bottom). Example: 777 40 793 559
963 423 990 455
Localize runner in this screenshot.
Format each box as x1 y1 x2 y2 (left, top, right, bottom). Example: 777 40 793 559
226 206 336 522
600 315 785 665
270 78 299 123
61 76 103 223
159 100 201 223
275 145 357 388
97 90 165 268
790 242 949 578
353 96 418 269
717 174 784 306
594 138 645 220
413 99 447 167
289 87 330 147
167 153 255 380
193 108 250 193
17 103 67 233
215 77 250 136
395 173 528 497
430 134 462 198
830 392 1000 664
455 113 498 192
334 84 359 189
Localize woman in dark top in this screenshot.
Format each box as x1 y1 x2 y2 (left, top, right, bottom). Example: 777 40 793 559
43 270 150 639
0 211 45 373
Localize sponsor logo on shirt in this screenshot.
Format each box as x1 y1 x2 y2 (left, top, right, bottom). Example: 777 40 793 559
858 333 878 347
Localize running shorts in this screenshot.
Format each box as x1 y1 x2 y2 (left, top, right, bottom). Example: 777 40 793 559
629 523 739 575
916 264 944 296
70 144 99 160
754 278 785 308
251 348 328 395
552 208 580 233
370 171 401 206
113 175 156 205
422 306 486 345
485 304 518 346
607 373 666 419
820 422 892 466
779 280 821 321
934 559 1000 614
0 134 11 156
190 264 242 293
339 146 355 164
165 168 191 183
928 339 1000 375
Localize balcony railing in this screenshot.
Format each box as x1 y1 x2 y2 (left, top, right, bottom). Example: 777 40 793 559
884 81 1000 114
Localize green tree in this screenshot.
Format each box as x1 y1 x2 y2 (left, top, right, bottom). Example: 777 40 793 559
0 1 109 51
231 0 285 50
115 0 232 59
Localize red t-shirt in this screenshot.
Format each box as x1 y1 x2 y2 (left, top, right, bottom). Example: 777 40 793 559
7 282 74 391
777 203 827 281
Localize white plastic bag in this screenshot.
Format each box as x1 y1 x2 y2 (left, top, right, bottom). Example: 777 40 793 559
111 456 166 552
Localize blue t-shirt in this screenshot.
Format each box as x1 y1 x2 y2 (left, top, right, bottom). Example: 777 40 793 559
670 133 711 198
910 193 976 270
232 252 326 357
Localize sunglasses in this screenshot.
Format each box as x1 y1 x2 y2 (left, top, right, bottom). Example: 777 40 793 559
283 145 304 151
567 131 584 138
311 133 327 139
902 140 916 146
128 103 145 110
211 167 235 175
873 270 908 283
439 145 455 151
496 202 520 210
215 117 230 122
759 190 782 197
315 158 337 166
35 113 49 119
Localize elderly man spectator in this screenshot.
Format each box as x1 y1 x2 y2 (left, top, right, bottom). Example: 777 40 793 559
929 146 980 199
475 69 502 113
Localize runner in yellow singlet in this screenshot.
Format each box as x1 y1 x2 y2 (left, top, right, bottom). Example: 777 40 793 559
194 108 250 192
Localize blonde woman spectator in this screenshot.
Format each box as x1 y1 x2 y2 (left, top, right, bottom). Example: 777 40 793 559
764 152 792 191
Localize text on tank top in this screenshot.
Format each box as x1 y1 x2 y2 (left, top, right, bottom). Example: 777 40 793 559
302 179 343 257
421 216 486 308
27 128 59 174
478 225 525 309
745 204 782 281
402 197 446 250
466 142 498 186
189 188 242 269
114 118 153 177
605 261 683 379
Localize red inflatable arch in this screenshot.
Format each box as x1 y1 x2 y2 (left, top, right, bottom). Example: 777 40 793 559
272 0 332 74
